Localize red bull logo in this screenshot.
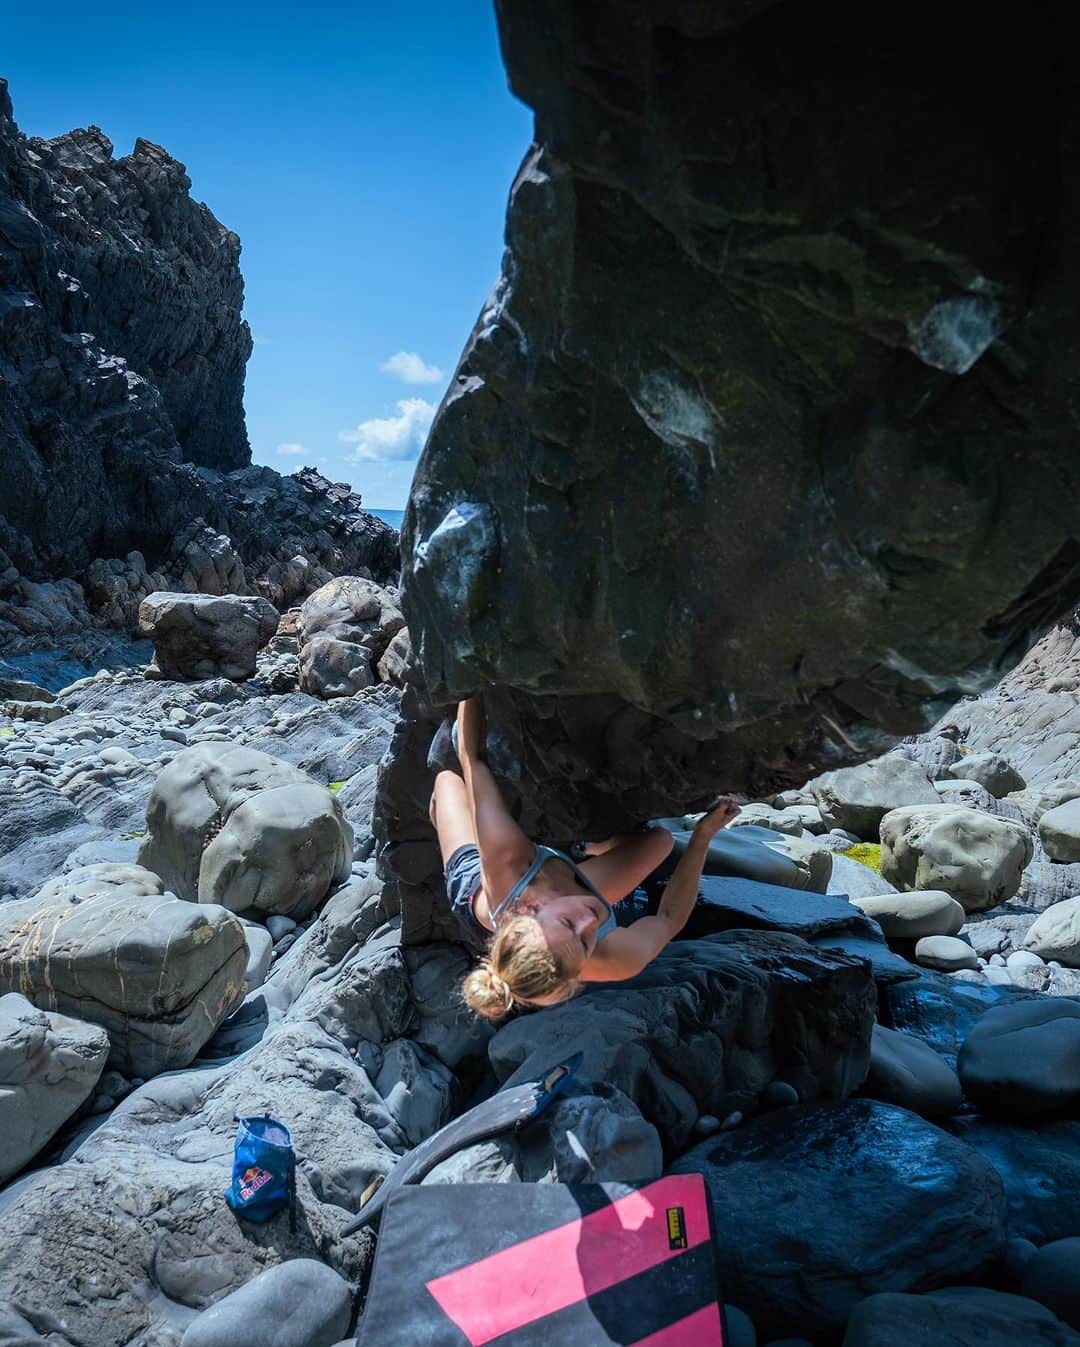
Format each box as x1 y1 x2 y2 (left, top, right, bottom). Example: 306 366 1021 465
238 1165 274 1202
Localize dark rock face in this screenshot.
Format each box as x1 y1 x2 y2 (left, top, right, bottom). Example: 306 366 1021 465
670 1099 1008 1341
488 930 875 1157
0 81 398 598
394 0 1080 849
0 79 248 574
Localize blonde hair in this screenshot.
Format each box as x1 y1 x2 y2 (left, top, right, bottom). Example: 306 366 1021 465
461 912 580 1022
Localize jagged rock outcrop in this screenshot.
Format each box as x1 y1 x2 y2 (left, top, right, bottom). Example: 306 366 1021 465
0 79 397 631
384 0 1080 892
0 78 248 576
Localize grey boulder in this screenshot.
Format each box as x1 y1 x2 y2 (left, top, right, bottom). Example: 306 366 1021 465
915 935 979 972
139 592 279 682
297 577 404 699
376 626 412 687
851 890 965 938
865 1023 963 1118
843 1288 1080 1347
139 743 353 919
948 751 1027 797
179 1259 352 1347
0 992 109 1182
880 804 1033 912
812 756 939 838
669 1098 1006 1341
958 1000 1080 1120
1026 899 1080 967
1039 799 1080 864
0 864 247 1077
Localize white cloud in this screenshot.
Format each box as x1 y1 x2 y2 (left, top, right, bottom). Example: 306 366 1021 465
276 441 309 456
378 350 444 385
339 397 436 461
252 334 270 346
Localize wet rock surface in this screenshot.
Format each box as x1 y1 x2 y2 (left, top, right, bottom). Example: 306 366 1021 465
670 1099 1008 1342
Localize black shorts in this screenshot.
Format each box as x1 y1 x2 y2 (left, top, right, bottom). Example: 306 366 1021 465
444 843 490 951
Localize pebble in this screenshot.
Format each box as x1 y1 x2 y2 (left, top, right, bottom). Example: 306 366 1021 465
721 1110 744 1130
1006 950 1045 972
160 726 188 744
693 1114 721 1139
915 935 979 972
1004 1236 1038 1288
723 1304 757 1347
266 914 297 943
761 1081 799 1110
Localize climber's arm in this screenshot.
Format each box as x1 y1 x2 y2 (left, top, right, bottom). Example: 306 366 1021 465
580 798 738 981
456 698 534 901
577 827 675 903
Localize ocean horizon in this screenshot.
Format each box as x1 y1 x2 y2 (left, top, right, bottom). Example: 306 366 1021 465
368 507 405 530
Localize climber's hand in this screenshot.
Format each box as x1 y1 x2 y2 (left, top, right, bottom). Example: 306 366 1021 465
692 795 739 840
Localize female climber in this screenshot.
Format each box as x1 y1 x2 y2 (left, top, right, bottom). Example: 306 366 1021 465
428 696 739 1020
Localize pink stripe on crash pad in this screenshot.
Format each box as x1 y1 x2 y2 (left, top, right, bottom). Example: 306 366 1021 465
425 1174 710 1346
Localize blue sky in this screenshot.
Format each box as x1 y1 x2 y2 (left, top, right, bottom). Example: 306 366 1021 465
3 2 532 507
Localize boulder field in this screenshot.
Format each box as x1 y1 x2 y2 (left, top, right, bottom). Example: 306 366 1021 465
6 2 1080 1344
3 624 1080 1344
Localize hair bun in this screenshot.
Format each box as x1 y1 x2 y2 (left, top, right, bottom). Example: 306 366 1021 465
462 962 515 1021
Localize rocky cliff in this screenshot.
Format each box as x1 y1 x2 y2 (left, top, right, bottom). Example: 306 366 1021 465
0 78 253 576
0 78 397 638
391 0 1080 870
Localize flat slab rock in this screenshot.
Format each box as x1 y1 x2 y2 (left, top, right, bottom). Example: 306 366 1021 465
670 1099 1007 1342
679 875 918 985
0 863 247 1077
488 929 876 1155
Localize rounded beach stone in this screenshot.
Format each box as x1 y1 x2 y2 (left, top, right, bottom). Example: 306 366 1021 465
723 1304 757 1347
179 1258 352 1347
1026 897 1080 967
865 1023 963 1118
1039 800 1080 864
958 1000 1080 1120
811 756 939 838
1022 1238 1080 1331
879 804 1033 913
947 751 1026 798
851 890 965 938
915 935 979 972
843 1287 1080 1346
